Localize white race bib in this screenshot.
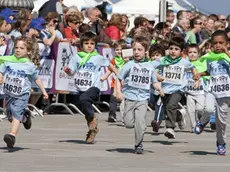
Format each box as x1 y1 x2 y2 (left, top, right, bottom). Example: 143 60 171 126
209 74 230 98
186 78 204 94
3 74 25 96
128 64 152 90
75 71 94 91
163 65 185 84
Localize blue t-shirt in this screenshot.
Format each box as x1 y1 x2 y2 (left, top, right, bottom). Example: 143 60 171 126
0 61 38 97
157 58 194 94
68 53 109 91
118 60 157 101
206 59 230 98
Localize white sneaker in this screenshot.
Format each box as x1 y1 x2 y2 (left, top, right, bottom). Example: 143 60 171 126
0 113 7 119
177 108 186 130
164 128 175 139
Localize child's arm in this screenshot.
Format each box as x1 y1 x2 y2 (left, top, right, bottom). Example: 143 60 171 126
191 67 200 88
34 78 49 99
155 71 164 82
116 79 123 101
101 69 112 81
108 63 119 76
0 73 3 85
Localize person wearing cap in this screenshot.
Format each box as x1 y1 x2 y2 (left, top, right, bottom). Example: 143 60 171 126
0 8 17 21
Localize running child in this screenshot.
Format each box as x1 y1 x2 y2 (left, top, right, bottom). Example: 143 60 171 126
0 36 48 148
116 36 164 154
64 32 115 144
194 30 230 155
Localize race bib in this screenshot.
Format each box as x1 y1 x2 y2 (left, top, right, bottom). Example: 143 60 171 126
209 74 230 98
3 74 25 96
75 71 94 91
186 78 204 94
128 65 152 90
163 65 185 84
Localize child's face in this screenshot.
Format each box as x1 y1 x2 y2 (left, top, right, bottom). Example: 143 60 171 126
133 42 146 61
187 47 199 61
5 23 12 33
169 45 182 59
82 40 96 53
115 45 122 57
212 35 227 53
151 52 162 60
15 41 30 58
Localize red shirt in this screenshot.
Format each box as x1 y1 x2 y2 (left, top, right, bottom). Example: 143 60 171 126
105 25 121 40
64 27 78 39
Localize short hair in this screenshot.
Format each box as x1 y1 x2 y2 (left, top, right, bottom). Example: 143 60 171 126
80 31 97 47
208 14 218 22
211 30 228 43
112 39 127 49
134 16 148 28
186 43 200 53
44 12 59 22
166 9 174 17
190 17 201 28
149 44 166 57
131 36 150 51
169 36 185 50
176 10 185 20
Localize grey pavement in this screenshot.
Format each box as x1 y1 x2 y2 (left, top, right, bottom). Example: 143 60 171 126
0 111 230 172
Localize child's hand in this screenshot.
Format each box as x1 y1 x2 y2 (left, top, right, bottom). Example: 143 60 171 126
64 67 71 74
157 76 165 82
43 92 49 100
116 91 124 101
158 88 165 97
100 76 106 81
193 74 200 81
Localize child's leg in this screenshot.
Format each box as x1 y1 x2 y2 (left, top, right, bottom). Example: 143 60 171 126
134 100 148 148
108 88 117 122
79 87 100 144
119 99 125 123
215 98 230 155
162 93 183 139
186 95 196 128
199 93 216 126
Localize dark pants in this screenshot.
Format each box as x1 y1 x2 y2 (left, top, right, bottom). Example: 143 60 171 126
161 93 183 128
108 88 117 118
77 87 100 120
149 93 164 122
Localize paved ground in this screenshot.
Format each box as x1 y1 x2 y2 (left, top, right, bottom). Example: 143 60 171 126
0 111 229 172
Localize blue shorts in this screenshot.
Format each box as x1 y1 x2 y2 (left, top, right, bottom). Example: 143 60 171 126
6 93 30 122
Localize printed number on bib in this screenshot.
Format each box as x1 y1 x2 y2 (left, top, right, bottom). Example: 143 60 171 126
163 65 184 84
3 74 25 95
75 71 94 91
128 65 151 89
210 74 230 98
186 79 204 94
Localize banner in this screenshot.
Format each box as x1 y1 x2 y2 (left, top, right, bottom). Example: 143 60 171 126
55 43 78 92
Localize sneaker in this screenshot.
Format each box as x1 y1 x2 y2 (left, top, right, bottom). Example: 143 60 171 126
177 108 186 130
4 134 15 148
135 143 144 154
23 109 32 130
194 121 204 134
0 112 7 119
108 116 117 123
164 128 175 139
190 127 194 133
210 123 216 130
151 120 160 133
217 143 227 156
86 128 99 144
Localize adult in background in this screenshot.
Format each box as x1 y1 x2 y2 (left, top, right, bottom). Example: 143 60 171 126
105 14 122 41
185 17 203 44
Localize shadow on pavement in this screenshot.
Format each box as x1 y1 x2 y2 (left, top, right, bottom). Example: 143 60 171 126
0 147 29 153
106 148 154 154
144 140 188 145
59 140 87 144
181 150 217 155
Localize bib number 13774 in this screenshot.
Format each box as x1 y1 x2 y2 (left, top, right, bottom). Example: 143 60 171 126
163 65 184 84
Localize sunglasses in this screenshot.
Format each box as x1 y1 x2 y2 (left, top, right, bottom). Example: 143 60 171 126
52 19 59 24
196 22 203 25
220 19 226 21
